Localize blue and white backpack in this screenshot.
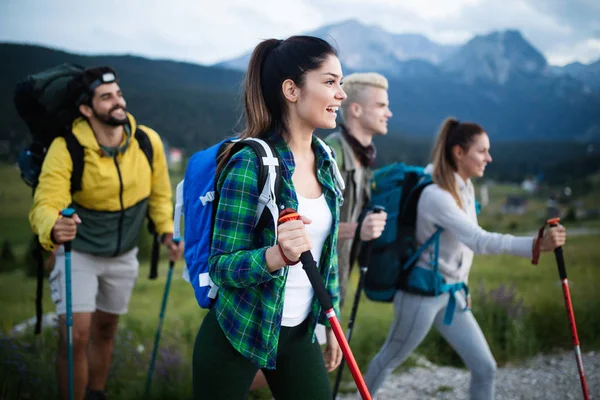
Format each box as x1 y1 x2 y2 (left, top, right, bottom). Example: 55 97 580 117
174 136 344 309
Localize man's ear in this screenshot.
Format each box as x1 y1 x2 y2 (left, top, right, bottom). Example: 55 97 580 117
282 79 299 103
349 102 362 119
79 104 93 118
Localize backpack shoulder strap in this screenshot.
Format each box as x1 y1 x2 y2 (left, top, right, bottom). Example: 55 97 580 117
135 126 154 171
400 175 433 226
398 177 439 276
315 136 346 195
232 138 282 240
133 125 158 278
64 132 84 195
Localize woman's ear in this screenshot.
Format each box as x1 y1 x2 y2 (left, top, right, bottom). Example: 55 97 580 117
452 144 464 162
282 79 298 103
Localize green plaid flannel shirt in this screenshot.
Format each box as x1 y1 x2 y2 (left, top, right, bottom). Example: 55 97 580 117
208 133 342 369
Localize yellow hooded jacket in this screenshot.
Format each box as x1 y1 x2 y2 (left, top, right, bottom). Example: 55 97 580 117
29 114 174 256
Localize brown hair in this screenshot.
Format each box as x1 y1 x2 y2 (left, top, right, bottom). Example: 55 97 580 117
217 36 338 175
431 117 485 208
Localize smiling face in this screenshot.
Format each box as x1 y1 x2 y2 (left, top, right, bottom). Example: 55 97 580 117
85 82 128 126
292 54 347 130
356 86 392 136
454 132 493 179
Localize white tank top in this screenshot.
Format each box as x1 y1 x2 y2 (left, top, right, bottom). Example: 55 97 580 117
281 193 332 327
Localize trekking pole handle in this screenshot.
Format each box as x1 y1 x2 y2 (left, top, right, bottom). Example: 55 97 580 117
279 209 371 400
278 208 332 308
548 218 567 280
60 208 76 252
358 206 385 267
299 252 333 309
60 207 76 400
169 238 181 269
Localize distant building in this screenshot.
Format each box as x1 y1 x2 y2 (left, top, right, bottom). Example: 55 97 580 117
521 178 538 194
167 148 183 171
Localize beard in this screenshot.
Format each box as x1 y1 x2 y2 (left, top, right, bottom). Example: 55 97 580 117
93 105 129 127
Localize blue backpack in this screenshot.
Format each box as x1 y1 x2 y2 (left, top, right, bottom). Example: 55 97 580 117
363 163 477 324
174 138 282 309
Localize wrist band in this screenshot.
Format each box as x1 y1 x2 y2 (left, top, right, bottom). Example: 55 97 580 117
278 243 300 265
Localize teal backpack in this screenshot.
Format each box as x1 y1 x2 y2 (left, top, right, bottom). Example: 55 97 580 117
363 163 477 325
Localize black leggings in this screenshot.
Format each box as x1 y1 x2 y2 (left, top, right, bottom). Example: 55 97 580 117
192 309 331 399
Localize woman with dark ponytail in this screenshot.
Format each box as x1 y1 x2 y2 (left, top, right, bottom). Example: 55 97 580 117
361 117 567 399
193 36 347 399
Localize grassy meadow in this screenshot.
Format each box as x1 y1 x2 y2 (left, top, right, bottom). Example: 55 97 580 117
1 163 599 399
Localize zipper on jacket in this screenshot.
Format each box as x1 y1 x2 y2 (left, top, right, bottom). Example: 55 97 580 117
113 156 125 256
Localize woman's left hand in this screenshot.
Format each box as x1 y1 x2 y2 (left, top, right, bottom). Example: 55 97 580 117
323 327 343 372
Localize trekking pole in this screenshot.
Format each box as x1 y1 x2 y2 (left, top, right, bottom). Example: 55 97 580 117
279 209 372 400
60 208 76 400
333 206 384 399
145 239 180 396
146 184 184 396
545 218 590 400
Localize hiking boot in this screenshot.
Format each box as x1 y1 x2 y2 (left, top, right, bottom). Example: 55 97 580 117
86 388 108 400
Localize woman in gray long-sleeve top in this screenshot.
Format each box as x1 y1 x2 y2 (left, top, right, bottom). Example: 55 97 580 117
362 117 567 400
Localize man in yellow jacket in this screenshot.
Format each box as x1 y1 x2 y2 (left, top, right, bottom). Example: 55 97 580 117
29 66 183 400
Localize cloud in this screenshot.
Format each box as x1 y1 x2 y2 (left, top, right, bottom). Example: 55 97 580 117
300 0 600 65
524 0 600 64
0 0 598 65
0 0 321 63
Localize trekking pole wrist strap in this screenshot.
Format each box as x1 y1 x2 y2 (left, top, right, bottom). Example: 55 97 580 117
531 217 560 265
278 243 300 266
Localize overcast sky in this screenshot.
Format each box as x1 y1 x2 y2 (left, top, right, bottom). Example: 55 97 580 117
1 0 599 66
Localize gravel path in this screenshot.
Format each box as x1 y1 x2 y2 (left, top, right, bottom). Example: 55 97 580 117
338 351 598 399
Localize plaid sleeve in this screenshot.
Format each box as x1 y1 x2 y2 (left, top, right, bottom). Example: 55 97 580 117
208 147 280 288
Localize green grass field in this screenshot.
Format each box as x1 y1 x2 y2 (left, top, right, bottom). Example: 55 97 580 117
1 163 599 399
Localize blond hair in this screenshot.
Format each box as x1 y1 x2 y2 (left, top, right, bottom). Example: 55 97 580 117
340 72 389 119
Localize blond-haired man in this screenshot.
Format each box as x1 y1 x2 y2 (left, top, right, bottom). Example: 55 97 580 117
325 72 392 308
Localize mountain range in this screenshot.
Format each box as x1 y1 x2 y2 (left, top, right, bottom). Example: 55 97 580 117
1 19 599 171
219 19 600 142
220 19 600 87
